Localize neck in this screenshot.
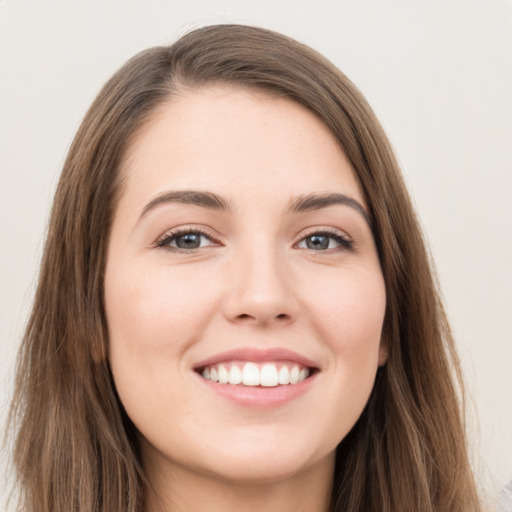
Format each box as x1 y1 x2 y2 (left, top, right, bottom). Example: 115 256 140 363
145 454 334 512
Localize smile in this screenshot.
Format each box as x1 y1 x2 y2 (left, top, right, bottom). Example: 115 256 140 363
193 348 319 405
199 362 311 387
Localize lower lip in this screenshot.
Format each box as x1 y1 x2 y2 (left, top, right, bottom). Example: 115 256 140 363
195 372 317 408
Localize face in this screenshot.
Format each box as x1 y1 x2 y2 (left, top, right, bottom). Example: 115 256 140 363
104 85 386 487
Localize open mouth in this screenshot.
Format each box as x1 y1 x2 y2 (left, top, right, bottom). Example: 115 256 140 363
195 361 316 387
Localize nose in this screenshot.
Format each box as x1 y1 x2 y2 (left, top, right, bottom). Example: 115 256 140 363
221 245 298 327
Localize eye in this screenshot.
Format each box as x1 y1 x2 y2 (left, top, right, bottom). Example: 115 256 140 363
156 228 218 252
296 231 353 252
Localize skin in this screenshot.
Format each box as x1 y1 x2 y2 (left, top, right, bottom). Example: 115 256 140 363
104 85 387 512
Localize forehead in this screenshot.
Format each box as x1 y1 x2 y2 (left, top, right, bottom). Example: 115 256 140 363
119 85 365 208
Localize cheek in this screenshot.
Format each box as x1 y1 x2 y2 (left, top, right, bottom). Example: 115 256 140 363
105 262 214 350
303 267 386 385
307 271 386 435
104 264 216 424
104 264 220 405
308 269 385 344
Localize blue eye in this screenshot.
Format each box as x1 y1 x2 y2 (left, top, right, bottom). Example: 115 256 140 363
297 232 353 251
157 230 216 251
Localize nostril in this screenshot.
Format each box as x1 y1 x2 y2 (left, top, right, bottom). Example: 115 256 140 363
234 312 290 323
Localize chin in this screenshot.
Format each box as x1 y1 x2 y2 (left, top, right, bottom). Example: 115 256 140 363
142 430 334 487
190 437 335 486
213 456 310 484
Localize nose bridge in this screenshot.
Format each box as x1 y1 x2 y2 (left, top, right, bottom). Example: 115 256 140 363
223 233 295 325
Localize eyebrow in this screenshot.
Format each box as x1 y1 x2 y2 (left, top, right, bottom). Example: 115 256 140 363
287 192 371 226
140 190 231 220
139 189 371 226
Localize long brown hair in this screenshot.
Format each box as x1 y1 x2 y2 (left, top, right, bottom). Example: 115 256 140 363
9 24 482 511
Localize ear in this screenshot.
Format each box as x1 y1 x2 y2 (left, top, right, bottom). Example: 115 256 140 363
378 337 389 367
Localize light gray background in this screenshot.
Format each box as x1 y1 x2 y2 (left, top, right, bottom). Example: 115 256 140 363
1 0 511 506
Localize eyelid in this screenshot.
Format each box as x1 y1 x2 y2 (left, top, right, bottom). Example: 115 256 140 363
294 226 354 251
155 225 222 251
295 225 352 241
153 224 354 253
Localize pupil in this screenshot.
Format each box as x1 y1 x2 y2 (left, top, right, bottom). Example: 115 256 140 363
176 233 201 249
307 235 329 250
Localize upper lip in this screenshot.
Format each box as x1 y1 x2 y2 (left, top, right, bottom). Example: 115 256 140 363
193 347 319 371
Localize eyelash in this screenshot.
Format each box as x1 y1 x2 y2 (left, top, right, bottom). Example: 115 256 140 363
156 227 220 252
296 228 354 253
155 227 354 253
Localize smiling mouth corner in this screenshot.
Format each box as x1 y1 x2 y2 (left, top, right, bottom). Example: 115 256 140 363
195 361 317 387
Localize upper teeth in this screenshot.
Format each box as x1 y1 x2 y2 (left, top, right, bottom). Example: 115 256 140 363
201 362 310 387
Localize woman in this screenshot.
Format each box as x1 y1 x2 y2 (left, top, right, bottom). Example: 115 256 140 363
9 24 482 511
